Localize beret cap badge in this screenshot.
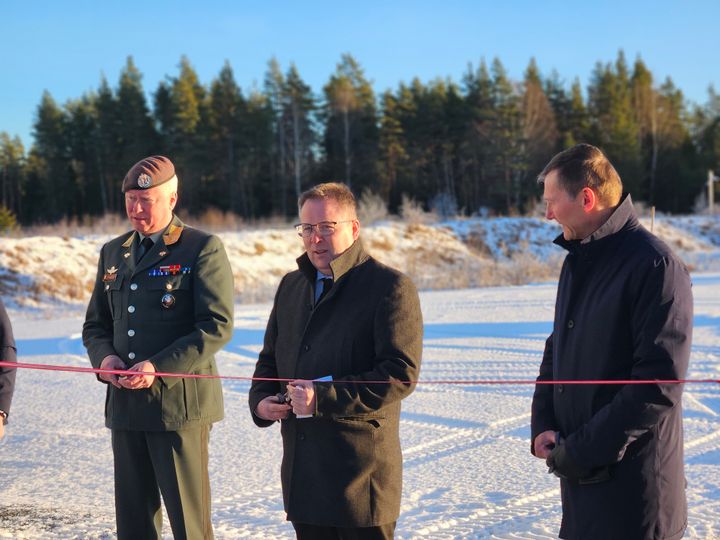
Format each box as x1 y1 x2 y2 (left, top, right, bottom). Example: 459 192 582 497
137 173 153 189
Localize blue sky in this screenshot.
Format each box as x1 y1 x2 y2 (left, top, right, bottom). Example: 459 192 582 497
2 1 718 148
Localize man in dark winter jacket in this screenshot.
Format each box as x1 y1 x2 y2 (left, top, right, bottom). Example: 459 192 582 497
0 298 17 440
531 144 693 540
249 182 423 540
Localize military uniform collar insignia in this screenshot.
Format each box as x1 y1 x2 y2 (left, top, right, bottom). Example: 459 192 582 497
163 223 183 246
121 232 135 248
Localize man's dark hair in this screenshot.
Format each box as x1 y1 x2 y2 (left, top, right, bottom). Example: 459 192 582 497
537 144 623 206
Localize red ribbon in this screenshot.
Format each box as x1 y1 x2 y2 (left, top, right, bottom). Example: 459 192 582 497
1 360 717 385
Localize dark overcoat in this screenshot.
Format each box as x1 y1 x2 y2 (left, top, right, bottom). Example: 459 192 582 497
249 239 423 527
83 215 234 431
531 195 693 540
0 298 16 423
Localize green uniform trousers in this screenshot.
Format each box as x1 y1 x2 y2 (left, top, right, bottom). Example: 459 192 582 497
111 425 213 540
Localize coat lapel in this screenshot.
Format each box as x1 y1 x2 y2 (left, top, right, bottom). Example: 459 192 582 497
120 232 136 274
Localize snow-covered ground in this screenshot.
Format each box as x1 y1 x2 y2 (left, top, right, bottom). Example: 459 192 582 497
1 274 719 539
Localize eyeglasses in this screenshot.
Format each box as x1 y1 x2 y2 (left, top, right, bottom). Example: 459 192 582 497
294 220 353 238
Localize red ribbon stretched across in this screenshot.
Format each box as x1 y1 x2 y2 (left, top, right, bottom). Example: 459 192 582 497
1 360 718 385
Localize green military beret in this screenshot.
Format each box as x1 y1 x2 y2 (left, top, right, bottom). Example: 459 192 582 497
122 155 177 193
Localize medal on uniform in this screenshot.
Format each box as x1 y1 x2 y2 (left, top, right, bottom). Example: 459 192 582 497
161 293 175 309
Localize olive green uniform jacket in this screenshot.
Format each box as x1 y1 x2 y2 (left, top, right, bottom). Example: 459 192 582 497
83 215 234 431
249 239 423 527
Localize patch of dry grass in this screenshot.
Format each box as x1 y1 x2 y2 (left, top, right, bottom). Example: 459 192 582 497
18 213 129 238
30 269 93 301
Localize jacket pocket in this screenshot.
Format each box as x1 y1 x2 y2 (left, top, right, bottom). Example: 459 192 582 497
161 379 188 424
333 415 386 430
105 275 124 321
148 274 193 321
184 374 222 420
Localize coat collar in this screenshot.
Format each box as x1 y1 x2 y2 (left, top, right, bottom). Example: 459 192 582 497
554 194 638 253
296 237 370 283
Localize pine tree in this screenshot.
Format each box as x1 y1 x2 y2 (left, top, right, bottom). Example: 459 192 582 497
377 90 409 208
462 59 495 211
322 54 378 192
65 94 102 216
520 59 558 208
0 133 25 220
94 75 120 213
264 57 289 215
31 91 70 222
116 57 157 174
490 58 523 211
241 89 275 218
284 64 316 201
157 56 209 213
653 78 701 212
208 61 245 214
588 51 642 196
567 79 591 145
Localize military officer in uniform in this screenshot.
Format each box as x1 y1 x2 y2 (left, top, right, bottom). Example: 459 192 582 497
83 155 234 540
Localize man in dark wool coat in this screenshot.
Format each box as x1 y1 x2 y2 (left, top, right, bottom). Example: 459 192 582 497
249 182 423 540
531 144 693 540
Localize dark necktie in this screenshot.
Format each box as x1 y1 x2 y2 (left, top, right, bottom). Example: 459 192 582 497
137 237 154 263
317 278 333 304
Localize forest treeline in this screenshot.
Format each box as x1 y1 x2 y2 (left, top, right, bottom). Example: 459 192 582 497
1 50 719 225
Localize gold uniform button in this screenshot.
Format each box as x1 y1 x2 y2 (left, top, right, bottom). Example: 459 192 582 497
165 283 173 291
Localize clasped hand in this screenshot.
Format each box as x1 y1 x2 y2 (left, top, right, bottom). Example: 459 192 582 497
99 355 156 390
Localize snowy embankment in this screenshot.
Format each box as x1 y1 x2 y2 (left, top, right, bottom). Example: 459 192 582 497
1 276 719 538
1 214 719 307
